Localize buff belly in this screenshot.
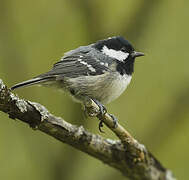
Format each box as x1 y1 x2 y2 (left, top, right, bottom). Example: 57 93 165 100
65 72 132 104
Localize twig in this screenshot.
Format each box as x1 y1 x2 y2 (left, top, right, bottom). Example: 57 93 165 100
0 79 176 180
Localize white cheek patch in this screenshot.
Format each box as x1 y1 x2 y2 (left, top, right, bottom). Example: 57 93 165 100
102 45 129 61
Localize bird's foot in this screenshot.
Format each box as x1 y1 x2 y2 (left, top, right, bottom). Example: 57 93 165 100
98 114 118 132
98 120 105 133
92 99 107 132
86 99 118 132
108 113 118 128
92 99 107 116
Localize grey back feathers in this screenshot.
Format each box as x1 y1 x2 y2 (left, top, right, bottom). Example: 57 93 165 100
11 45 113 90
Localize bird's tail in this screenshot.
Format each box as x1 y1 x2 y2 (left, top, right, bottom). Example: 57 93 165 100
11 76 56 90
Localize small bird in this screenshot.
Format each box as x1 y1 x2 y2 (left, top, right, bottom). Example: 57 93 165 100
11 36 144 130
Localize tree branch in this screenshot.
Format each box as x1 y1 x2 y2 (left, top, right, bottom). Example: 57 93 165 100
0 79 176 180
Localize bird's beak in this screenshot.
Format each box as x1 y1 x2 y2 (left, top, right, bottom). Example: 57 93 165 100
131 51 145 58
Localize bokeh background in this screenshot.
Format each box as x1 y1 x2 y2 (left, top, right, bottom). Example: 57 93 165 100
0 0 188 179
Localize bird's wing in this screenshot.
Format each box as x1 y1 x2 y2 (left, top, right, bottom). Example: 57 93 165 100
38 52 112 78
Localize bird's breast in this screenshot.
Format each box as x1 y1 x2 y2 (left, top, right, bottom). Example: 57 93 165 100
102 72 132 104
65 72 132 104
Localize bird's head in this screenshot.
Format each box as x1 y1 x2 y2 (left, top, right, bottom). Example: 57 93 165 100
94 36 144 62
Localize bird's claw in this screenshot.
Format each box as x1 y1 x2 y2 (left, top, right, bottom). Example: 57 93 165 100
108 113 118 128
92 99 107 116
92 99 118 132
98 120 105 133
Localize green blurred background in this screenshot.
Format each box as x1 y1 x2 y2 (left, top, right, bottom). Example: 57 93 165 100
0 0 188 179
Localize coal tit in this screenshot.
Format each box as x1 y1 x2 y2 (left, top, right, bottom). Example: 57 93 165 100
11 36 144 128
